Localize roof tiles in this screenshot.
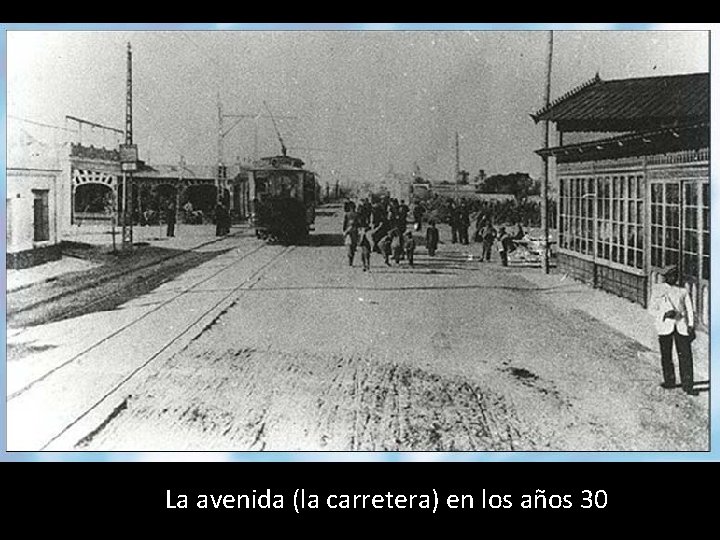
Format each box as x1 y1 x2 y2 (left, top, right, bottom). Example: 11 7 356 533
532 72 708 130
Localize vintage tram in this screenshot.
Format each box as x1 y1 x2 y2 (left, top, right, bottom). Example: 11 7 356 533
244 154 319 244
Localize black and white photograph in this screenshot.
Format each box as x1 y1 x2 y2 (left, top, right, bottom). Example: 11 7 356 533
5 29 710 452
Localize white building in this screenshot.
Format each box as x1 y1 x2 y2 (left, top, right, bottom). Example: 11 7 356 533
6 120 66 269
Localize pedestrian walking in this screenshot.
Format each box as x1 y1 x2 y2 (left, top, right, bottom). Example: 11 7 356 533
390 228 403 265
372 200 386 228
426 220 439 257
458 201 470 245
404 230 416 267
379 233 392 266
413 202 425 231
481 222 497 261
224 205 232 234
215 203 229 236
398 200 410 231
387 199 400 228
497 226 509 266
648 266 697 395
359 226 373 272
449 200 459 244
166 203 176 238
342 203 358 232
358 198 372 228
371 220 388 254
344 216 359 267
474 214 486 243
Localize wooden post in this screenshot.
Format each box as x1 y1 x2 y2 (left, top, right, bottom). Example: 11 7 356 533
541 30 554 274
455 131 460 201
177 156 183 225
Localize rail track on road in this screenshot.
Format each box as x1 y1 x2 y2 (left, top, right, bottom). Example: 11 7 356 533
7 244 294 449
7 234 258 330
7 230 253 326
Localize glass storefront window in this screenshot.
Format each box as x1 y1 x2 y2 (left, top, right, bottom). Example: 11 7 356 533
560 174 643 269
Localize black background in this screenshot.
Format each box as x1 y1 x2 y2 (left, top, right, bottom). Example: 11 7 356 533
2 10 713 534
2 461 715 530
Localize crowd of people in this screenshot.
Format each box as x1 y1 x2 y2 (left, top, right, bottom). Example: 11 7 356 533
342 198 420 271
342 197 528 270
419 194 556 230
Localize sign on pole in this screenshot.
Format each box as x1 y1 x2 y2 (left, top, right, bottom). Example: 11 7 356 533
120 144 139 171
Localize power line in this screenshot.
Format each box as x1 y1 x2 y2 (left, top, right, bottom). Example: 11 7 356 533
66 115 123 135
8 114 76 133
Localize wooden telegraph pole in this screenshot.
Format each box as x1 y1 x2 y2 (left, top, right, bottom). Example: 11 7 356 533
455 131 460 201
120 42 138 251
541 31 554 274
177 155 184 224
216 92 225 207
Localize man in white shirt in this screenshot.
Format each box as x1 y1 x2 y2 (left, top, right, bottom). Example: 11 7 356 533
648 266 697 395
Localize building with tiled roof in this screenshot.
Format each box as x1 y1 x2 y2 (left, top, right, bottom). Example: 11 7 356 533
533 72 709 331
532 72 708 131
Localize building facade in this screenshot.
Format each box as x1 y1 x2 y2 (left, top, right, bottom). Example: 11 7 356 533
6 119 65 268
534 72 709 331
68 144 249 226
7 168 62 268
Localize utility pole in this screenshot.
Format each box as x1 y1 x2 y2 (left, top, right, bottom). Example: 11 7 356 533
216 92 224 207
455 131 460 201
541 31 554 274
253 116 259 161
215 98 297 201
120 42 136 251
177 155 184 224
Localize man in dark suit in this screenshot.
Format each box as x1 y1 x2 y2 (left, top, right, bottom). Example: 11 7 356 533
166 202 176 237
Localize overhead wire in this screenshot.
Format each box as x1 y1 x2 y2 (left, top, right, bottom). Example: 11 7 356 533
176 32 308 157
8 114 77 133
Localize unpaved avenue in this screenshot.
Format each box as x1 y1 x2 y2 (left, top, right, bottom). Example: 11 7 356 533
6 236 291 450
41 211 707 452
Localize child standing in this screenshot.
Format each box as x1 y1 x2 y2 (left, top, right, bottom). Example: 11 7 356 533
390 228 403 265
359 226 373 272
404 230 416 267
426 220 439 257
379 233 392 266
344 218 359 267
497 226 509 267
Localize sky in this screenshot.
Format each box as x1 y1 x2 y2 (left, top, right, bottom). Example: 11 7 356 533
6 30 709 187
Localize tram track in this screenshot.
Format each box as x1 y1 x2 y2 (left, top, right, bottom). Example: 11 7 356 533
8 242 289 403
9 243 294 450
7 230 249 324
38 244 294 450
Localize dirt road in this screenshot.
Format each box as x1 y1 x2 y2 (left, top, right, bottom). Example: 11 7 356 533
7 208 708 451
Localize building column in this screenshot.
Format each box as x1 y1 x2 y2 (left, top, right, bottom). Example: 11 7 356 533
642 156 652 307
